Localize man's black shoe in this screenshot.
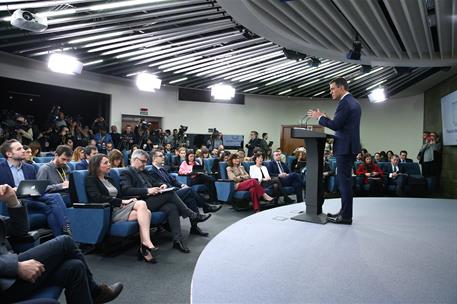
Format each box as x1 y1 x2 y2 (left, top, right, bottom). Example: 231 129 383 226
328 215 352 225
203 203 222 213
284 196 295 204
190 225 209 237
191 213 211 223
327 212 340 218
173 240 190 253
93 282 123 303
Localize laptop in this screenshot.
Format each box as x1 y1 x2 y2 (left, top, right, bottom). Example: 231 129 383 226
16 180 50 198
192 165 205 174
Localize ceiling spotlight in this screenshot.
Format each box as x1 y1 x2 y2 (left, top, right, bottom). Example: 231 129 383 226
368 87 387 103
310 57 321 67
282 48 307 61
136 72 161 92
347 35 362 60
48 53 82 75
211 83 235 100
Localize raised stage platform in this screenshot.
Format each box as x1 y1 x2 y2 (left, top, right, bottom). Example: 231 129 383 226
191 197 457 304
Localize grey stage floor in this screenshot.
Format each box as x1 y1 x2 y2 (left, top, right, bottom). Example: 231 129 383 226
191 198 457 304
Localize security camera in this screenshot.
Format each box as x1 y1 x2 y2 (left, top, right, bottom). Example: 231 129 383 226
10 9 48 32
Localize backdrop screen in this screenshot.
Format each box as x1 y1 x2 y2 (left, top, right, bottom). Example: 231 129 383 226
441 90 457 145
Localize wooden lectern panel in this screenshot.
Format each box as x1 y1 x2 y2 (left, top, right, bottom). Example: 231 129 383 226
280 124 324 154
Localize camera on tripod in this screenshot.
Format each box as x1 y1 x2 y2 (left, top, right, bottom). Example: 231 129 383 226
138 120 151 131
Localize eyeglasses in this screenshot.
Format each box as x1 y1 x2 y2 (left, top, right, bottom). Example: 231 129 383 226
136 158 148 164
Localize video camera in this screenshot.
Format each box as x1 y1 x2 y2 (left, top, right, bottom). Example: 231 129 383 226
138 120 151 131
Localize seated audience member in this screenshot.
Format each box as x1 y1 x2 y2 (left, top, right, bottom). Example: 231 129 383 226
399 150 412 163
105 142 114 154
356 152 363 162
211 151 231 179
172 147 186 172
29 141 41 160
164 142 173 154
0 184 123 303
108 149 124 168
379 151 388 162
37 145 72 193
267 150 304 203
374 152 382 164
195 147 210 165
386 150 394 161
72 146 85 162
86 154 158 263
149 150 221 236
385 154 408 196
356 154 385 196
65 138 74 150
290 149 307 174
236 149 249 162
226 154 273 212
361 148 368 158
75 145 98 170
276 148 287 164
179 150 218 203
249 153 284 203
0 139 70 236
120 149 210 253
210 148 219 158
22 145 40 174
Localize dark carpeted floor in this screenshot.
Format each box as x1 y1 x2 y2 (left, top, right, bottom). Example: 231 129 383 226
68 205 249 304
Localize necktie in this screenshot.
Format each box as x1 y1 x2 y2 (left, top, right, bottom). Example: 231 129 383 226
277 161 284 174
159 168 170 184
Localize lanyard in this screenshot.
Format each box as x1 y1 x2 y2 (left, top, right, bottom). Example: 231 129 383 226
56 167 67 182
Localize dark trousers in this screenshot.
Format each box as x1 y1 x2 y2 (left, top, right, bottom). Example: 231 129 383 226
191 174 217 202
145 191 194 241
3 235 97 304
176 187 200 213
336 155 354 219
391 175 407 196
280 173 304 202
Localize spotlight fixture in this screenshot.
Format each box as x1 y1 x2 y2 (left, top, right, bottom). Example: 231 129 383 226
136 72 161 92
346 35 362 60
282 48 307 61
48 53 82 75
310 57 321 67
211 83 235 100
368 87 387 103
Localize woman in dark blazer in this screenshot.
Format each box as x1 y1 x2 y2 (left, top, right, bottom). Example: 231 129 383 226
85 154 158 263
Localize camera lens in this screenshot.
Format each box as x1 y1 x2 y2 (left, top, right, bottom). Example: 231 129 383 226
22 11 34 21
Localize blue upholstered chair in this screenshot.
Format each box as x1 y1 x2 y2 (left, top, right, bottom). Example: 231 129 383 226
214 161 251 210
67 169 166 245
286 155 296 171
34 157 54 163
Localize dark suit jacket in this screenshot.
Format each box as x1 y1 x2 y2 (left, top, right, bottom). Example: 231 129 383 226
267 160 290 177
75 160 88 170
319 94 361 156
383 163 407 182
85 175 122 208
0 161 36 187
120 166 162 199
0 205 29 291
147 166 183 188
399 158 413 163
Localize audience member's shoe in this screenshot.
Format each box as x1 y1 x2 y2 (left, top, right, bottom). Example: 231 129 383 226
191 213 211 223
173 240 190 253
203 203 222 213
63 223 72 236
284 196 295 204
190 225 209 237
93 282 123 303
327 212 340 218
328 215 352 225
137 244 158 264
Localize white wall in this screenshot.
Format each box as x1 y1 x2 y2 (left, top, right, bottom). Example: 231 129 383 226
0 52 424 156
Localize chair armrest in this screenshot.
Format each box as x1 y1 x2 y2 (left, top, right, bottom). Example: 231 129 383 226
72 203 110 209
215 180 235 202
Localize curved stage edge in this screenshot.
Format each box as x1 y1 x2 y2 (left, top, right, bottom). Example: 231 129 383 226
191 197 457 304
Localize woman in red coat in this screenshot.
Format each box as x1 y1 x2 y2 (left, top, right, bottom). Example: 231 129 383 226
356 154 385 196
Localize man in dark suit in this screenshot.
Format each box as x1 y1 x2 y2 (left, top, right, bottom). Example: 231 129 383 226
307 77 361 224
267 151 304 203
399 150 413 163
245 131 262 157
0 184 123 303
75 145 97 170
119 149 210 253
0 139 70 236
149 150 221 237
384 154 408 196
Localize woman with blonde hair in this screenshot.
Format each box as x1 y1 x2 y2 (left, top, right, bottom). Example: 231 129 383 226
72 146 85 162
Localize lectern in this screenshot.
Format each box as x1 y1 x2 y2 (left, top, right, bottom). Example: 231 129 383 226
290 127 328 224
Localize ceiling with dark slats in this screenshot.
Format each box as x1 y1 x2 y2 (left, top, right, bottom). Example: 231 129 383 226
0 0 454 98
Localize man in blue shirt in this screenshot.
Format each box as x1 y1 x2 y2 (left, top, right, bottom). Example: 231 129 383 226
0 139 70 235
